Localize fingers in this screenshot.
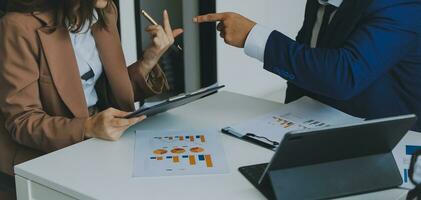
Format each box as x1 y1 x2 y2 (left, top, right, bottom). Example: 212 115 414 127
146 11 183 42
101 107 128 118
217 22 224 31
162 10 173 37
145 25 166 43
108 116 146 141
193 13 226 23
218 30 223 38
217 22 225 39
111 115 146 127
145 25 163 34
172 28 184 38
163 11 183 39
90 108 147 142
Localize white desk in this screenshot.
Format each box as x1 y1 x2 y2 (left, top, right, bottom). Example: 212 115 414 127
14 91 409 200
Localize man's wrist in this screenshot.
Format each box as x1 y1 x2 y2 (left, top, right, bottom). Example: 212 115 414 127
244 24 274 62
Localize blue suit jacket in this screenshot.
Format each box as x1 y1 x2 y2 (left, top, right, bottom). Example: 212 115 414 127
264 0 421 131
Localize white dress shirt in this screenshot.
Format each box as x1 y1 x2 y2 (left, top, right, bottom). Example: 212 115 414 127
69 10 103 107
244 0 343 62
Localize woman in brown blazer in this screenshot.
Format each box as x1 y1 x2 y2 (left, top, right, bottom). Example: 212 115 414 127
0 0 183 198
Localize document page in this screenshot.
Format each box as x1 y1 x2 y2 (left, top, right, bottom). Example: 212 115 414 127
392 131 421 189
228 96 364 144
133 130 229 177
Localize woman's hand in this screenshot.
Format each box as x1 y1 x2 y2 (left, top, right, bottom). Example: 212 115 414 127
139 10 184 77
84 108 146 141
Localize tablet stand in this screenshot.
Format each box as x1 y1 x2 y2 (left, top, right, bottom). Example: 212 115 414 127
268 153 402 200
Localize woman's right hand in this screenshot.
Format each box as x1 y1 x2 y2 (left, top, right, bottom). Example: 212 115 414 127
139 10 184 76
84 108 146 141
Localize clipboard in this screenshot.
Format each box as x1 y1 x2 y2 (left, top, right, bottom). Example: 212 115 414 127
220 97 366 152
221 127 279 151
124 85 225 118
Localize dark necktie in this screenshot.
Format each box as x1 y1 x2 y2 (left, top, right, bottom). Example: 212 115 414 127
317 4 337 46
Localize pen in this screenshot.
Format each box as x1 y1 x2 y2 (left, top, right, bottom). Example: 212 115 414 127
141 9 183 52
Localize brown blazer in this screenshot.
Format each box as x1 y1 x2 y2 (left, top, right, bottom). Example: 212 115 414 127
0 5 168 176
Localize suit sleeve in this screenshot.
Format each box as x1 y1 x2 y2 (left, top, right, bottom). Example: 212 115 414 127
128 62 169 101
263 2 421 100
0 20 87 153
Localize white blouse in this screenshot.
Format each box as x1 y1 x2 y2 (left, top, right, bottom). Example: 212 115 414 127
68 10 103 107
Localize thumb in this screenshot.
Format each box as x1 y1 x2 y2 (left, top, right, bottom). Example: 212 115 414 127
129 115 147 125
172 28 184 38
112 110 130 118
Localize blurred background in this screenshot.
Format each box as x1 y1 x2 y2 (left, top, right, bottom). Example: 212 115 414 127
115 0 306 103
0 0 306 102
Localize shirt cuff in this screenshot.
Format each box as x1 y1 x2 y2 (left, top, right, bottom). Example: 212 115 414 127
244 24 274 62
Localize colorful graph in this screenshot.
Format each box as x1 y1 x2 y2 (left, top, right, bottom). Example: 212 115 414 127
150 139 212 168
171 148 186 154
403 145 421 183
150 154 213 168
153 149 167 155
149 134 215 169
272 116 295 128
153 135 207 143
134 130 228 177
269 113 331 130
190 147 204 153
406 145 421 155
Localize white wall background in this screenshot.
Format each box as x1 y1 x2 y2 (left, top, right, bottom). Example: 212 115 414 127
216 0 307 102
119 1 137 65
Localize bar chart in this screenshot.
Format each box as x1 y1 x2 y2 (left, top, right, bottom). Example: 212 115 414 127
150 153 214 168
149 135 214 169
133 130 228 177
271 113 332 130
403 145 421 183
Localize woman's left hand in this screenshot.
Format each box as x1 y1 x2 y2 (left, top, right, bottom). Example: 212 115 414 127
139 10 183 76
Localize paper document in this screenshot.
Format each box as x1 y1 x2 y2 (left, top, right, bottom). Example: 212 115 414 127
227 97 364 146
392 131 421 189
133 130 229 177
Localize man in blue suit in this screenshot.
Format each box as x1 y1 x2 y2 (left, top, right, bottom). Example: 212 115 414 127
194 0 421 131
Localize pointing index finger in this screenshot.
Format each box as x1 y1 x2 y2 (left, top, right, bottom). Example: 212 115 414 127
193 13 226 23
163 10 173 36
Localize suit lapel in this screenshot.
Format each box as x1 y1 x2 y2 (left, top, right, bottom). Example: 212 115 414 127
33 10 135 115
92 24 135 111
37 26 89 117
320 0 374 47
296 0 320 44
296 0 374 47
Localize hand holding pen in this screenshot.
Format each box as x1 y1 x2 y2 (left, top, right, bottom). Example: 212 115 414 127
139 10 183 76
142 9 183 53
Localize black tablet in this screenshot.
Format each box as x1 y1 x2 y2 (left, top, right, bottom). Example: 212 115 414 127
238 114 417 200
124 85 225 118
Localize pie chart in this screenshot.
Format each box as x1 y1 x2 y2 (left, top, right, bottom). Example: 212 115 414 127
153 149 168 155
190 147 204 153
171 148 186 154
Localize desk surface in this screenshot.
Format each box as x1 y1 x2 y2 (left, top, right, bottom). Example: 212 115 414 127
15 91 408 200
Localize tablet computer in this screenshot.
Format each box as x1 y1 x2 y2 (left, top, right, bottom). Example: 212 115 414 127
124 85 225 118
238 114 417 200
